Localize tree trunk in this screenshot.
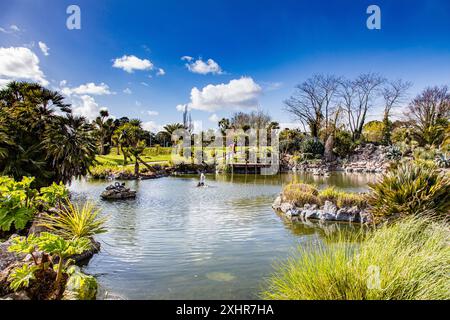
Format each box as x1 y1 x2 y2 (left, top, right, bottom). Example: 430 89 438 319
324 134 335 162
134 160 139 177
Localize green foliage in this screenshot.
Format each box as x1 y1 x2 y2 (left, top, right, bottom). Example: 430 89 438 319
37 182 69 208
36 232 91 258
8 264 40 291
0 82 97 186
413 146 438 161
363 120 384 144
279 129 304 154
8 234 38 255
262 217 450 300
368 162 450 220
317 187 368 209
0 176 37 232
63 266 98 300
300 138 324 156
333 130 354 158
336 193 368 209
39 201 107 239
282 183 320 207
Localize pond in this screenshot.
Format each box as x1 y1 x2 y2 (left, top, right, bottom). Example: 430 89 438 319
69 172 379 300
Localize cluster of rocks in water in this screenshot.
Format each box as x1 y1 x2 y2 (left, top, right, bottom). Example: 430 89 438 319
101 182 137 200
272 196 372 224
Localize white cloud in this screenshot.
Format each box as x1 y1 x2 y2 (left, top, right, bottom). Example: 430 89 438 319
0 79 10 89
112 55 153 73
147 110 159 116
181 56 193 62
0 25 21 34
0 47 48 86
176 104 189 112
61 82 112 96
142 121 163 133
71 95 106 121
38 41 50 56
183 77 262 112
208 114 219 123
141 82 149 87
156 68 165 76
123 88 132 94
135 101 142 107
184 57 223 75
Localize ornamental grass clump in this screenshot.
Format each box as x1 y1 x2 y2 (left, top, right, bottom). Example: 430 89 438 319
282 183 321 207
368 162 450 220
262 217 450 300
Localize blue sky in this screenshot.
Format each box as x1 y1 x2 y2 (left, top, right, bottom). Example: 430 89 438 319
1 0 449 132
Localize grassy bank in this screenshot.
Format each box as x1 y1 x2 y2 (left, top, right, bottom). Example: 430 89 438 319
262 217 450 300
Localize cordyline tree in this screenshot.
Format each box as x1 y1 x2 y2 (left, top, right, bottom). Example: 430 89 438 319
0 81 97 187
406 86 450 146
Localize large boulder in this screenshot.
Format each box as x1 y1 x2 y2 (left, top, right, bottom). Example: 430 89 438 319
101 182 136 200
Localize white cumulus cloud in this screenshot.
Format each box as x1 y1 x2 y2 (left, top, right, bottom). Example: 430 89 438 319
184 57 223 75
38 41 50 56
142 121 163 133
0 25 21 34
146 110 159 116
113 55 153 73
208 114 219 123
183 77 262 112
123 88 132 94
61 82 112 96
156 68 165 76
71 95 106 121
0 47 48 86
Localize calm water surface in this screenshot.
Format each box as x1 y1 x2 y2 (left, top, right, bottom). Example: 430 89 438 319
69 172 378 300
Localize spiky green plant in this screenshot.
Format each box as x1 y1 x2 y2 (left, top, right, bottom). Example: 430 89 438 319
368 162 450 220
262 217 450 300
336 193 368 209
38 201 107 240
282 183 321 207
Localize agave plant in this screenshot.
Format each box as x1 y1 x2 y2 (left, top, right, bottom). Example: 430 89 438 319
385 145 402 161
368 162 450 220
435 153 450 168
38 201 107 240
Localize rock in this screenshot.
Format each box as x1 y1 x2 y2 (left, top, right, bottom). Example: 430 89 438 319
303 209 319 220
336 208 352 222
279 202 294 214
323 201 337 215
272 196 282 210
0 291 30 300
101 182 136 200
318 210 336 221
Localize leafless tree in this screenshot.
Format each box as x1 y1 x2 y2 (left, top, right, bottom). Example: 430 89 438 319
339 73 385 140
381 79 412 144
284 74 340 138
382 79 412 118
405 86 450 145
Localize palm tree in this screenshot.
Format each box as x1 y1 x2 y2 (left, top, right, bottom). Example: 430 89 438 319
0 81 97 186
43 115 97 184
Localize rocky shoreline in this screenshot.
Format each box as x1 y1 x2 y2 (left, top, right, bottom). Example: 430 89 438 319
272 196 372 224
282 144 392 174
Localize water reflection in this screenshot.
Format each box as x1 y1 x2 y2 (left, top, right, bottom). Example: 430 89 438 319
69 172 374 299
